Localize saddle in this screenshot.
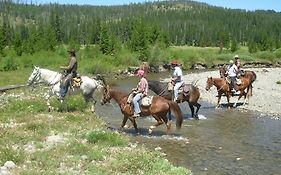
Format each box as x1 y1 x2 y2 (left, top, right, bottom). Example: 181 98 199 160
71 77 82 87
226 77 241 85
127 93 153 107
178 83 190 95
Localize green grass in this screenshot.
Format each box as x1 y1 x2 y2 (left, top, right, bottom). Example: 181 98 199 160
1 44 280 87
276 81 281 84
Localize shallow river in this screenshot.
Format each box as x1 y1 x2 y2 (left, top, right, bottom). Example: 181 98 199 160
95 72 281 175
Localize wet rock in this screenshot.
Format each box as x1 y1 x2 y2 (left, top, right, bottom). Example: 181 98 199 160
191 63 208 70
155 146 162 151
4 161 16 169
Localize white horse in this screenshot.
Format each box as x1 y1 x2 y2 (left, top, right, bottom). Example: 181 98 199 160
28 66 103 112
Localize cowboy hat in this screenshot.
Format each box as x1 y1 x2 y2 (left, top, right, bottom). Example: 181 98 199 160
229 60 234 64
234 55 239 59
67 49 76 54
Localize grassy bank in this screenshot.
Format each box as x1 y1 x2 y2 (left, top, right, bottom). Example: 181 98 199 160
1 45 281 84
0 88 191 174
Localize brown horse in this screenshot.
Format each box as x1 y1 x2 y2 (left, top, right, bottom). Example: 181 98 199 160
219 66 257 96
100 85 183 135
205 77 251 108
148 80 201 119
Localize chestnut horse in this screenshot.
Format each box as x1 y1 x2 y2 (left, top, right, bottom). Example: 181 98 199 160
100 85 183 135
205 77 251 108
219 66 257 96
148 80 201 119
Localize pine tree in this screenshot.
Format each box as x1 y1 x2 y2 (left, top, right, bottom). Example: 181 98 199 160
0 26 5 55
99 24 110 55
13 32 23 56
44 25 57 51
231 39 238 52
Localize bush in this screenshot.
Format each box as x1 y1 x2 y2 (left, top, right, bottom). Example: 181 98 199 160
1 57 19 71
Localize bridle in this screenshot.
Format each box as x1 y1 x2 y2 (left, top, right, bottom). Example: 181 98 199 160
29 69 41 85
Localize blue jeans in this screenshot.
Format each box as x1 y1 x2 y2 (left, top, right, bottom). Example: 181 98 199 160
174 81 184 100
230 76 237 90
133 93 144 114
59 73 72 99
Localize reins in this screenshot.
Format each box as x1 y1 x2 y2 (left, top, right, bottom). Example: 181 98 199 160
47 72 61 86
215 79 227 92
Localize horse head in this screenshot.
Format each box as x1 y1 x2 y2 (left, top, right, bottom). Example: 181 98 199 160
28 66 41 85
205 77 214 91
219 66 226 78
101 85 112 105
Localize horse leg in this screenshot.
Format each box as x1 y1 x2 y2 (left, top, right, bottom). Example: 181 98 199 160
129 118 139 134
119 116 129 132
216 93 222 108
194 102 201 119
83 94 96 113
45 89 54 112
149 115 164 135
234 91 244 108
226 94 231 109
188 103 195 118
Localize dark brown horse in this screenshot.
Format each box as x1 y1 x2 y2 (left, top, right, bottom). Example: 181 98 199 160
148 80 201 119
100 85 183 135
219 66 257 96
205 77 251 108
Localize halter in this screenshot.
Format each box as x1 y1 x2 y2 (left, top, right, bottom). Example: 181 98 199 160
29 69 41 85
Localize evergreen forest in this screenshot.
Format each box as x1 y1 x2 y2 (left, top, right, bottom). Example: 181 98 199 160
1 0 281 73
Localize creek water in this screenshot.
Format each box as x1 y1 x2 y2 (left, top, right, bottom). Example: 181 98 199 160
95 72 281 175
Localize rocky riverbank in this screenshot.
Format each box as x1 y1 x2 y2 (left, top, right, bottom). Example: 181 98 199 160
181 68 281 116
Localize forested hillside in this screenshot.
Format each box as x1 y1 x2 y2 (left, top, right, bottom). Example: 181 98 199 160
0 0 281 67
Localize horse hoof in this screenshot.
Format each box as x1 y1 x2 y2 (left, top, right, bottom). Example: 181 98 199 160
148 128 153 135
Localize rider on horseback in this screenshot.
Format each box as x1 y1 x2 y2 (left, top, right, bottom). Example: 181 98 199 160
59 49 78 101
132 69 148 118
170 60 184 102
234 55 241 72
226 59 238 93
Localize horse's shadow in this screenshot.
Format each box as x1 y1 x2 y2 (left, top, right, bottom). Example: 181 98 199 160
218 102 245 108
106 122 182 137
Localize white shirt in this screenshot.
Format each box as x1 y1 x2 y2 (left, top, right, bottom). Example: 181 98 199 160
227 64 238 77
173 66 183 82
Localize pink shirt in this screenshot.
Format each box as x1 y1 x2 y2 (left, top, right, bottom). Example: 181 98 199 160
137 77 148 96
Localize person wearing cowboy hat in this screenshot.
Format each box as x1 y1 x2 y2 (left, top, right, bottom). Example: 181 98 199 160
234 55 241 72
226 59 238 93
170 60 183 102
131 69 148 118
59 49 78 101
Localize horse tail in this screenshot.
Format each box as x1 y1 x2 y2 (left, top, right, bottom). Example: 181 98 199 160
168 101 183 129
251 71 257 83
249 71 257 96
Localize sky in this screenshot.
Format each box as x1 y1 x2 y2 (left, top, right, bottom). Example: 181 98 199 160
35 0 281 12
